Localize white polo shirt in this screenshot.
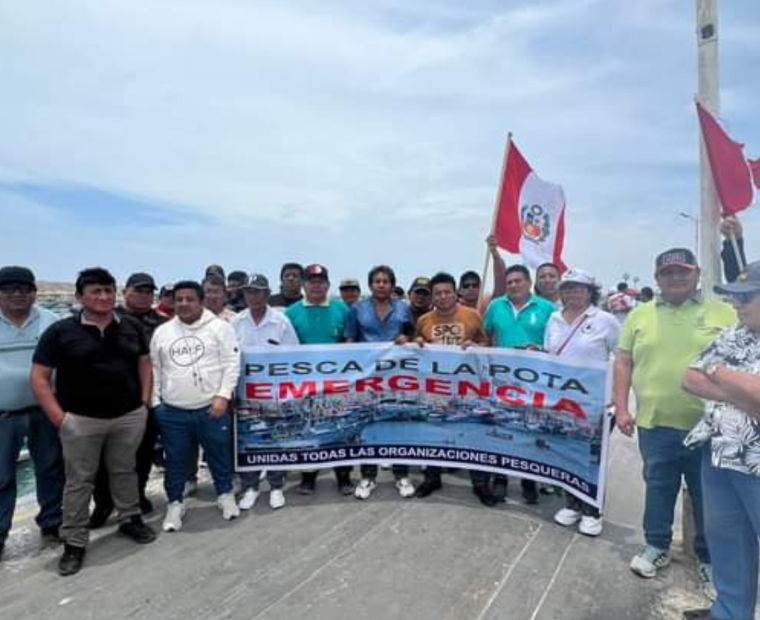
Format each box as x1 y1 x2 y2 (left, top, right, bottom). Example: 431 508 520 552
232 306 299 349
543 305 620 363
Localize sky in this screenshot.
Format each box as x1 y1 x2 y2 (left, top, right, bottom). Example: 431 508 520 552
1 0 758 291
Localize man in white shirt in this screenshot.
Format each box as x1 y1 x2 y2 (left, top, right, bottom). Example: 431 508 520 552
151 280 241 532
233 274 298 510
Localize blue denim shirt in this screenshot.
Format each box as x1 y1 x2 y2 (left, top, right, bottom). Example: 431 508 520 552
344 298 414 342
0 306 59 410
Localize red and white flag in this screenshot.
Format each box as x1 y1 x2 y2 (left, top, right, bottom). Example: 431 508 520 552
493 141 567 271
696 101 757 216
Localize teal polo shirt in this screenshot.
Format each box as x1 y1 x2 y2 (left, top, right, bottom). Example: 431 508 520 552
285 298 350 344
484 294 555 349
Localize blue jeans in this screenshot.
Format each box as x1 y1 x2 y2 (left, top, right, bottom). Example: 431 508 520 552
638 426 709 562
0 408 64 542
155 404 233 503
703 448 760 620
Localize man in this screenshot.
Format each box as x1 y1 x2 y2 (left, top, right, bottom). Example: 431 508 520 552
31 267 156 577
156 283 175 318
345 265 416 499
407 277 433 325
151 281 241 532
204 274 237 322
459 236 507 313
0 266 63 561
226 271 249 313
483 264 556 504
89 272 168 528
413 272 497 506
613 248 735 586
458 271 483 310
233 274 299 511
269 263 304 310
608 282 636 323
338 278 362 306
286 265 354 496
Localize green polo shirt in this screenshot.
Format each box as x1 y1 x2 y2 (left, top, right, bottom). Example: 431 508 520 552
484 294 555 349
285 298 350 344
618 296 736 430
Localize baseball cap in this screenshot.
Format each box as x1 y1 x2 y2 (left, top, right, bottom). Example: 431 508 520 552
559 268 596 288
339 278 361 290
409 276 432 294
0 266 36 288
714 261 760 296
655 248 698 274
159 283 174 297
125 272 157 290
242 273 270 290
228 270 249 285
304 264 329 281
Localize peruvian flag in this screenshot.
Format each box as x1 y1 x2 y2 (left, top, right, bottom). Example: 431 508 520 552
493 141 567 271
696 101 757 215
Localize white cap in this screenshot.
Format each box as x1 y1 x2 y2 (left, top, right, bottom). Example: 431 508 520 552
559 268 596 288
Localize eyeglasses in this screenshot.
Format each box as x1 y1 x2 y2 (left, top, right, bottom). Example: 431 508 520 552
412 289 431 296
727 292 760 306
460 283 480 289
0 284 35 294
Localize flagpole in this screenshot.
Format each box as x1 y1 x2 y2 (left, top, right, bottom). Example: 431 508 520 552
479 133 513 307
697 0 722 291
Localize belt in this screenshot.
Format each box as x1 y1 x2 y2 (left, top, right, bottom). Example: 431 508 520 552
0 405 38 416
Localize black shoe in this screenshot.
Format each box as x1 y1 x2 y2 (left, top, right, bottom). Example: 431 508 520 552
682 610 716 620
492 476 508 502
118 516 157 544
40 525 62 542
522 481 539 505
414 478 442 498
297 473 318 496
140 496 154 515
58 544 86 576
335 473 355 496
88 503 114 529
472 484 498 507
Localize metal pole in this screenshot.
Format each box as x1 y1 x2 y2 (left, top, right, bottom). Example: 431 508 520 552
697 0 721 295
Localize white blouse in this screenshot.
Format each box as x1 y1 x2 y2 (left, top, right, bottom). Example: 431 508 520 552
543 305 620 363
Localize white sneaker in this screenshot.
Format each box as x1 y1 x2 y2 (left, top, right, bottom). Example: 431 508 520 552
183 480 198 498
162 501 186 532
395 477 415 498
238 488 259 510
630 545 670 578
269 489 286 510
354 478 377 500
218 493 240 520
554 507 582 527
579 515 603 537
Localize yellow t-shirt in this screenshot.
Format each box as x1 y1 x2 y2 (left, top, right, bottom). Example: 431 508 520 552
416 305 487 345
618 296 736 430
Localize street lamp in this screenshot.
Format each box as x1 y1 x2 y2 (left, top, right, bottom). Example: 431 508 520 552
679 212 700 256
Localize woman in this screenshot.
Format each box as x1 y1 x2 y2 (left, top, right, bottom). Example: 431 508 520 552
682 261 760 620
544 268 620 536
535 263 562 305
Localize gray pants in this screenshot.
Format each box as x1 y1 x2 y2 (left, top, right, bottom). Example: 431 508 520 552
60 406 147 548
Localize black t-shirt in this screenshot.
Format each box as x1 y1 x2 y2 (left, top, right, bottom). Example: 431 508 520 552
115 306 167 340
33 313 149 419
269 292 303 308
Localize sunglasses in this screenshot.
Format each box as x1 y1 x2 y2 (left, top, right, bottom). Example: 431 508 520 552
0 284 35 294
460 282 480 289
727 291 760 306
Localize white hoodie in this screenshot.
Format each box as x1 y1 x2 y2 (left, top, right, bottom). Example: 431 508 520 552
151 309 241 409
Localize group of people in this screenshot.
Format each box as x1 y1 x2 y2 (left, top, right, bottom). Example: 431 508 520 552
1 221 759 620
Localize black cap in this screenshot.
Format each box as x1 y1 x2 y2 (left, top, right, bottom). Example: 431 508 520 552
159 283 174 297
228 270 249 285
408 276 432 294
0 266 36 288
242 274 270 290
304 264 329 281
125 272 157 290
714 261 760 295
655 248 698 274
